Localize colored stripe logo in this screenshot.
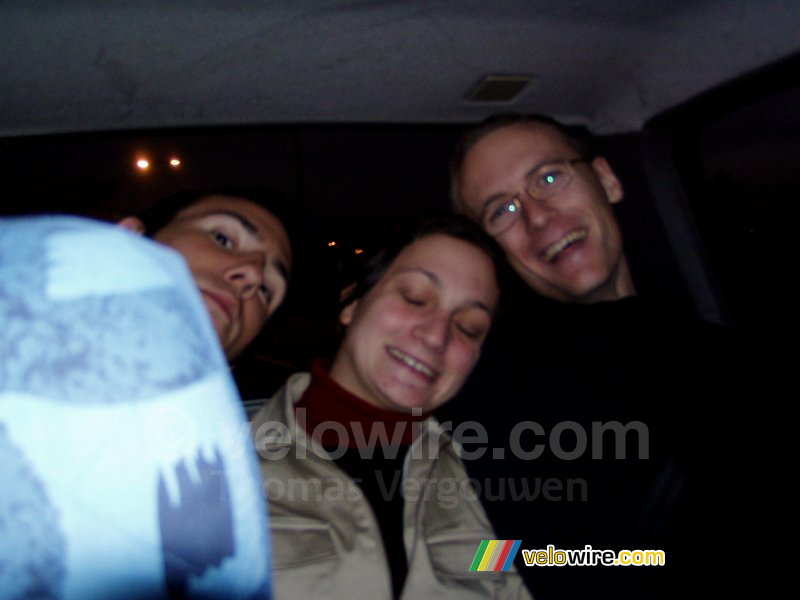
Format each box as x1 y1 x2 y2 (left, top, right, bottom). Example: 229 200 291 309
469 540 522 572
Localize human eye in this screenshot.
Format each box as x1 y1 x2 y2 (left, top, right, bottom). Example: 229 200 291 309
258 283 272 305
456 323 480 339
455 319 488 341
537 163 566 186
401 291 426 306
397 277 434 307
454 311 491 341
484 197 519 230
210 229 234 249
199 214 249 250
535 163 568 188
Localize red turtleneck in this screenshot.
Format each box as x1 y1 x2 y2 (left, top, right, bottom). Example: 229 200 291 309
295 359 432 448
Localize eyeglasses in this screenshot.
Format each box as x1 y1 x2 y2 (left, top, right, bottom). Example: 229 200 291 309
480 158 587 236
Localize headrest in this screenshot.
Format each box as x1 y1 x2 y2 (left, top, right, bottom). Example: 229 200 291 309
0 216 272 599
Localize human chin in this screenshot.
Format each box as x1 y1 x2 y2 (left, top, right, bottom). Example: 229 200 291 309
202 297 229 337
552 264 615 303
387 372 463 413
512 248 591 299
377 377 439 413
209 306 243 356
374 380 418 411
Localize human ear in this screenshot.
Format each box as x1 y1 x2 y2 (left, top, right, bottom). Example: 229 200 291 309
339 299 359 326
116 216 147 235
591 157 624 204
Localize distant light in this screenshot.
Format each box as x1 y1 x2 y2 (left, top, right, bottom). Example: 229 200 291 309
354 248 364 255
136 158 150 171
168 157 181 168
327 241 337 247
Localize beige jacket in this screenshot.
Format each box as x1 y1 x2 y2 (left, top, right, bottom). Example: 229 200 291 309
251 372 533 599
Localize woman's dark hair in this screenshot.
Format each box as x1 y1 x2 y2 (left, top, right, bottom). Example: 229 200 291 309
340 214 507 313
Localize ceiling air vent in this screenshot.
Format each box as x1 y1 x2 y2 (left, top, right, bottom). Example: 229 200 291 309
465 75 532 103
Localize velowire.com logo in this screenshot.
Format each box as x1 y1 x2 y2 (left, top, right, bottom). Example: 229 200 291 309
469 540 522 572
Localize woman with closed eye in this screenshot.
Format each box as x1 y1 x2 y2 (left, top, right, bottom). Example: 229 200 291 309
251 216 531 600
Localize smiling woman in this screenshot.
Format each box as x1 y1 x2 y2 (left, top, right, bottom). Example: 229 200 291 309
250 216 531 600
331 232 498 413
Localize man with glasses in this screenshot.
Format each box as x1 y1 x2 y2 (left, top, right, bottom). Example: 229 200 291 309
438 114 740 599
450 113 633 305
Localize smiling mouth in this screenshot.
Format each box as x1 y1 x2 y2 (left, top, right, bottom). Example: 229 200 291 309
387 347 438 380
543 229 587 262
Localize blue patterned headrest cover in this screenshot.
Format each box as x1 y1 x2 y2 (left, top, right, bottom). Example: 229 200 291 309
0 216 271 599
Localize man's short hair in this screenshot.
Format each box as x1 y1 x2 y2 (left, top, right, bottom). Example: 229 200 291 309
449 113 598 213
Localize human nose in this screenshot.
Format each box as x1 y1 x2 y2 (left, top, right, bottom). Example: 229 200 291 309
412 313 449 351
520 191 558 230
224 252 266 298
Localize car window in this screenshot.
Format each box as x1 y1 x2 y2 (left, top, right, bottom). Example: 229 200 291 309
668 73 800 332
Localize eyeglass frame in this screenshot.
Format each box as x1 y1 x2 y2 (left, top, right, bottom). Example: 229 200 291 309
478 157 589 236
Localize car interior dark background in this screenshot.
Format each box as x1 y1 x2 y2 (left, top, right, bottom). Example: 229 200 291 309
2 1 798 397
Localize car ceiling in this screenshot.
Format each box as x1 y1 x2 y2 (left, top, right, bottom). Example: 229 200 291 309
3 0 800 138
